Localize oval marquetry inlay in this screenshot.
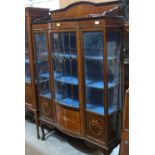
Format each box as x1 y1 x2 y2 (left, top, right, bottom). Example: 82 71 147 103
42 101 50 115
89 119 104 136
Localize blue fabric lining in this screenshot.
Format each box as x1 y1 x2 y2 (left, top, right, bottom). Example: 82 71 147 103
40 73 49 78
55 76 78 85
56 97 79 108
53 53 77 59
39 92 51 99
25 77 31 83
85 56 103 60
86 81 117 89
86 103 116 115
54 75 117 89
25 59 29 64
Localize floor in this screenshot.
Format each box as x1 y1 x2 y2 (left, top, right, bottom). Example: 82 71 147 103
25 120 119 155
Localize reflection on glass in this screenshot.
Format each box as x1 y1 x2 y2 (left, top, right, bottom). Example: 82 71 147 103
84 32 104 115
52 32 79 108
25 22 31 83
35 33 48 59
34 33 51 99
107 31 121 113
25 58 31 83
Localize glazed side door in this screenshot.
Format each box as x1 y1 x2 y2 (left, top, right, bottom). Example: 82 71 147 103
33 30 54 122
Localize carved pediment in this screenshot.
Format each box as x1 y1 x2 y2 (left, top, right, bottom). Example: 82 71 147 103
51 1 123 20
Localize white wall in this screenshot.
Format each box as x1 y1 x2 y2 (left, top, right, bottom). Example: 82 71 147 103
59 0 119 8
25 0 60 10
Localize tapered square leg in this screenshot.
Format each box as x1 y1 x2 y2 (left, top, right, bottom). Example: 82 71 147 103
41 125 45 141
34 112 40 139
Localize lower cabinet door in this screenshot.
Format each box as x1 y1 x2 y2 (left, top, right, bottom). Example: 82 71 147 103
86 114 105 142
56 104 81 135
39 96 54 121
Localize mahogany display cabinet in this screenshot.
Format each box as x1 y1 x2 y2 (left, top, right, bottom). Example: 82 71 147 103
31 1 126 154
25 7 49 139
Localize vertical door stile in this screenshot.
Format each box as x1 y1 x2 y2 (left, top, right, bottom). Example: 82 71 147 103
28 17 36 109
121 27 125 111
69 32 73 107
77 29 85 136
48 28 56 122
103 28 109 145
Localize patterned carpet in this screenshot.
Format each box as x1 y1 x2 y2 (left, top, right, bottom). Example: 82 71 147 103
25 120 119 155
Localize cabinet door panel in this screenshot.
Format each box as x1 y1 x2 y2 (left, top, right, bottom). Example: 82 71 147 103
52 32 79 108
86 114 105 141
40 97 53 120
83 32 104 115
34 33 51 99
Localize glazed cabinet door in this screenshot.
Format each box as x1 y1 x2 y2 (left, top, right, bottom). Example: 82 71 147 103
82 30 106 142
107 29 122 143
33 32 53 121
82 29 122 143
107 29 122 113
83 31 104 115
51 32 79 108
83 30 122 115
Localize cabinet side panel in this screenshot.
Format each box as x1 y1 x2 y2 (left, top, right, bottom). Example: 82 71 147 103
25 84 33 107
108 111 121 144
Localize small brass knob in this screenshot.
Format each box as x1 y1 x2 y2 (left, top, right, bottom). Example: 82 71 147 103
56 23 60 27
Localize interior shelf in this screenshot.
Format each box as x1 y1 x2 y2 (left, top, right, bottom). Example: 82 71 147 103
36 60 46 64
39 72 49 78
37 52 48 57
86 103 104 115
39 78 49 83
86 81 118 89
53 53 77 59
36 57 48 61
85 56 103 60
54 72 62 78
55 76 78 85
84 56 118 60
54 76 117 88
25 58 30 64
55 94 79 108
107 56 119 60
86 103 116 115
25 77 31 83
39 91 51 99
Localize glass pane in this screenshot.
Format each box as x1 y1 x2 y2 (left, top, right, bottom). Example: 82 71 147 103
25 20 31 83
52 32 79 108
25 58 31 83
34 33 51 99
107 31 122 113
83 32 104 115
34 33 48 58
